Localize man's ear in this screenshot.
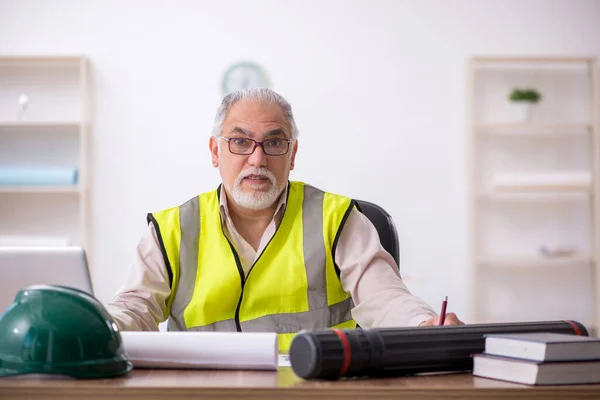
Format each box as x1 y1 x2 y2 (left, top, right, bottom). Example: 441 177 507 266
289 140 298 170
209 137 219 167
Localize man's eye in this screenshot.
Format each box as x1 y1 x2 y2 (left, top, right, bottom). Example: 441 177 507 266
232 138 249 146
266 139 282 147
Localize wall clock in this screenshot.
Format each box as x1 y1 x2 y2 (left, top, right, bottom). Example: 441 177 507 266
222 61 269 95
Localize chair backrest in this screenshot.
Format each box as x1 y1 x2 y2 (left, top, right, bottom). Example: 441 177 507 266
355 200 400 270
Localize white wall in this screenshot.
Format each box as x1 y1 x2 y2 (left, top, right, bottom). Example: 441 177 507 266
1 0 599 321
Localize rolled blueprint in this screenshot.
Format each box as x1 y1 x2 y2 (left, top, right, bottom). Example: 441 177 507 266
120 331 278 370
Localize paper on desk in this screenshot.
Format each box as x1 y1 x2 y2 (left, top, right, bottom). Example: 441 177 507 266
120 331 278 371
278 354 291 367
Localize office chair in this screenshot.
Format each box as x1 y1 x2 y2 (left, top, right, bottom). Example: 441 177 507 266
355 200 400 270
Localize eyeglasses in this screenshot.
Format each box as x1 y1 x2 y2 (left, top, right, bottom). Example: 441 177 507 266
220 136 292 156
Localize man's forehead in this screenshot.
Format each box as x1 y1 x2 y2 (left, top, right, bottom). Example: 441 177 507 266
223 101 290 135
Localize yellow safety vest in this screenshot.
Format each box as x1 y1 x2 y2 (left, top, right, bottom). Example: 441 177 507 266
148 181 357 352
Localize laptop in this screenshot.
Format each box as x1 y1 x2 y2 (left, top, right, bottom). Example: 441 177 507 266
0 246 94 313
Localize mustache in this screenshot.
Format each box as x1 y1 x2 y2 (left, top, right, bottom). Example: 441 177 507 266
235 167 276 185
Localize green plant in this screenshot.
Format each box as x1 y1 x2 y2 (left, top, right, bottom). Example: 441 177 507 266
509 88 541 103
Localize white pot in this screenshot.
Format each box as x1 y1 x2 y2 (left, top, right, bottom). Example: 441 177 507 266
510 102 533 123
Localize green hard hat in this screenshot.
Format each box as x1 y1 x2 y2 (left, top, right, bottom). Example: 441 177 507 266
0 284 133 379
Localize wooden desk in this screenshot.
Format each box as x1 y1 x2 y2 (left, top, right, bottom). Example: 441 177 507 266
0 367 599 400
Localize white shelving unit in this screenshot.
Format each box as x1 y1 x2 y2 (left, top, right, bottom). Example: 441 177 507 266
0 56 90 254
467 56 599 335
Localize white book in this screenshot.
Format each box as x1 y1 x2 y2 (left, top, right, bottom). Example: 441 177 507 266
483 332 600 362
473 353 600 385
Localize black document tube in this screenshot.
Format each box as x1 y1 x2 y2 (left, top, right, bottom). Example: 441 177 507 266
289 320 588 380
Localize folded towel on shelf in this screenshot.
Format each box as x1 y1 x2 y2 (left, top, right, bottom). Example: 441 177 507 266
0 166 78 186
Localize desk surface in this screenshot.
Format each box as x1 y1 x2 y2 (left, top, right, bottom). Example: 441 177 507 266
1 367 599 400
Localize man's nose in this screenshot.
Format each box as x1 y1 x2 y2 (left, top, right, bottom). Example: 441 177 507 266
247 143 268 167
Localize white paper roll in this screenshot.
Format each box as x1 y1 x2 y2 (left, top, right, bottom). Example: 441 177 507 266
120 331 278 370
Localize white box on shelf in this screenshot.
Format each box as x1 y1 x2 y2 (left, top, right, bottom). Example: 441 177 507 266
490 171 591 192
0 235 71 246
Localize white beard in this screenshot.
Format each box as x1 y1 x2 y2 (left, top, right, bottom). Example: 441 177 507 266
230 167 285 210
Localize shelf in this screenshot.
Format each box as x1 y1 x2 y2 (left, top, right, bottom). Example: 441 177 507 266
476 256 595 269
476 123 592 136
472 56 594 64
0 121 82 128
468 56 599 340
491 186 591 193
471 57 594 71
0 56 84 66
477 191 590 202
0 55 90 270
0 185 80 194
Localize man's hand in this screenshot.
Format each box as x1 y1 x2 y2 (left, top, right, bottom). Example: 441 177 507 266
419 312 464 326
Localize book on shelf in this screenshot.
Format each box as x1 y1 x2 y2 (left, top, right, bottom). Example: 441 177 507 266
472 353 600 385
483 332 600 362
0 166 78 186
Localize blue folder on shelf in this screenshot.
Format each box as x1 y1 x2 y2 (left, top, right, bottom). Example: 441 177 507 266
0 166 78 186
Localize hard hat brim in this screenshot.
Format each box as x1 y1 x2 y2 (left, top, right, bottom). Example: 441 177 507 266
0 358 133 379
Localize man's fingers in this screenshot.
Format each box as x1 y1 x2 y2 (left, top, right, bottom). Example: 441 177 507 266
443 312 464 325
419 313 465 327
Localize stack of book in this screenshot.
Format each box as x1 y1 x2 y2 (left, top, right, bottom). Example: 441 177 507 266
473 332 600 385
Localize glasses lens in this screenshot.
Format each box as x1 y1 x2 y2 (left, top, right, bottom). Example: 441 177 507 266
229 138 254 154
263 139 289 155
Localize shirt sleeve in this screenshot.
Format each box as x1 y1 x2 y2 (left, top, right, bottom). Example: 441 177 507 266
105 222 172 331
335 208 437 327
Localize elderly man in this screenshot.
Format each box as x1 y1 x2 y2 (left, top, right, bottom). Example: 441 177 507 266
106 88 462 352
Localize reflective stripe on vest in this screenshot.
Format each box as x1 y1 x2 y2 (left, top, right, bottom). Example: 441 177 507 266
150 181 357 351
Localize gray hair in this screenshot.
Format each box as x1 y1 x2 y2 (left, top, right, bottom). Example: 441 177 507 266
211 88 299 139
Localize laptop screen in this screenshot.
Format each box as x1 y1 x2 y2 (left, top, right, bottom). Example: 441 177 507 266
0 246 93 313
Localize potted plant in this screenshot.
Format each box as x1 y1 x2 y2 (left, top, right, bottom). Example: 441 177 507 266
508 88 542 123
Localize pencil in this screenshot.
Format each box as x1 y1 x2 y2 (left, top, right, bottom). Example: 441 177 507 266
439 296 448 326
